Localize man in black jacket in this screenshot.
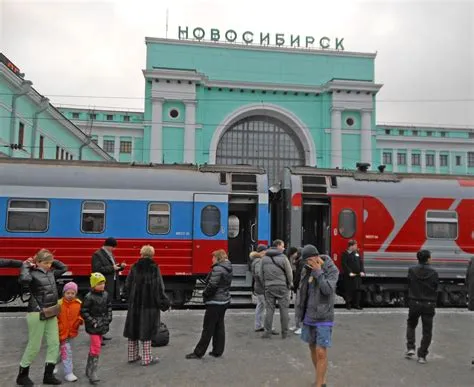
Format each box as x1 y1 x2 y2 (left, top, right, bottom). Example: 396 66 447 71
405 249 439 364
91 237 125 340
0 258 23 268
341 240 365 310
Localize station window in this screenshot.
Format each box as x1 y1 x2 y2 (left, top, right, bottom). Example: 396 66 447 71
440 154 448 167
228 215 240 238
383 152 392 165
399 130 405 136
426 210 457 240
169 109 179 119
201 205 221 237
81 201 105 233
456 155 462 166
120 140 132 154
384 129 391 135
397 153 407 165
338 209 356 239
18 122 24 147
427 131 433 137
411 153 420 166
412 130 418 136
72 112 80 119
106 114 113 121
469 133 474 139
426 154 435 167
103 140 115 153
441 132 447 138
345 117 354 127
468 152 474 168
123 115 130 122
7 199 49 232
147 203 170 234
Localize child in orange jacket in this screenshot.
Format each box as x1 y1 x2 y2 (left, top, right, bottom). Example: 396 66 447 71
57 282 83 382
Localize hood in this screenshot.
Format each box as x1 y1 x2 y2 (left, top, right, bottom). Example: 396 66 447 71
249 252 261 260
215 260 233 273
265 248 284 258
135 257 157 271
412 264 437 280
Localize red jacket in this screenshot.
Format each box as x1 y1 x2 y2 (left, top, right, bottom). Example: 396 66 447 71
58 297 83 341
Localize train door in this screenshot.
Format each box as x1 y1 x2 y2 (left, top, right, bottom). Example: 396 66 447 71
192 194 228 274
227 195 258 265
302 199 330 255
330 196 364 266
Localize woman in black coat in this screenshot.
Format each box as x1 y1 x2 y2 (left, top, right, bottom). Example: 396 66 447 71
123 245 170 366
342 240 365 310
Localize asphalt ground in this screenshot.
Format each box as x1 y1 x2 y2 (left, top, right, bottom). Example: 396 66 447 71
0 308 472 387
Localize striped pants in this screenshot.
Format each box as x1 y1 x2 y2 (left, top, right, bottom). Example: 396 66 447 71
128 339 152 365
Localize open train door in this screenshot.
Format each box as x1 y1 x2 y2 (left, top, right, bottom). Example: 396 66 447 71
192 194 229 274
330 196 364 269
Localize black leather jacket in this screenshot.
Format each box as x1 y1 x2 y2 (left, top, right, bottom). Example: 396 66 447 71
81 290 113 335
407 263 439 303
19 260 68 313
202 261 233 304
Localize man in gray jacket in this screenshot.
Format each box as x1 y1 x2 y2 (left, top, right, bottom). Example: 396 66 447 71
260 239 293 339
297 244 339 387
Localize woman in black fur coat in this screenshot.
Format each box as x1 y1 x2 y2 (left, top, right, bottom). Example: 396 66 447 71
123 245 170 366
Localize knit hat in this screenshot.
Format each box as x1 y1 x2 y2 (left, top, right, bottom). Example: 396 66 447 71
256 244 267 253
301 245 319 260
104 237 117 247
63 281 78 294
90 272 106 288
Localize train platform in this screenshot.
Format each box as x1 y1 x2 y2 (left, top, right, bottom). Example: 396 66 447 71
0 308 472 387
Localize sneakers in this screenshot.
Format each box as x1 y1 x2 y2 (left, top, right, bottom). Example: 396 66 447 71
294 328 302 335
405 349 416 359
185 353 202 359
64 373 78 382
271 330 279 335
289 326 297 331
142 357 159 366
417 357 427 364
254 328 264 332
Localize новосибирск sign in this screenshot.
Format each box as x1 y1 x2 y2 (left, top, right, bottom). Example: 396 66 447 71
178 26 345 50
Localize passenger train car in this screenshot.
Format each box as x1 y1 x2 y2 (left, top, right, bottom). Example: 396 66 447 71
0 159 269 305
272 166 474 306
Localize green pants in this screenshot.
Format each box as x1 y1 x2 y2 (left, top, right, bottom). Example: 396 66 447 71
20 312 59 367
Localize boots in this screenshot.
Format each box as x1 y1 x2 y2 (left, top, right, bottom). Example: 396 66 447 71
88 355 100 385
43 363 62 385
16 366 34 386
85 354 93 378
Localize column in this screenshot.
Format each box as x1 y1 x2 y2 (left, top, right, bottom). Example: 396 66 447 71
360 109 372 166
98 135 104 149
434 150 440 174
183 100 196 164
392 149 398 172
465 151 469 174
449 152 453 174
407 149 412 173
150 97 164 163
421 149 426 173
114 136 120 161
131 137 135 161
331 108 342 168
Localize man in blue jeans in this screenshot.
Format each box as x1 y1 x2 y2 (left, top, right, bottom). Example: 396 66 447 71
296 245 339 387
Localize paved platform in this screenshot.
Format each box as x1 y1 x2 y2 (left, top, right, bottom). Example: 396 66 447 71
0 309 472 386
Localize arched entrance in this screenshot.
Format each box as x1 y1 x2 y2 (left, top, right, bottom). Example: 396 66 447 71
216 115 306 184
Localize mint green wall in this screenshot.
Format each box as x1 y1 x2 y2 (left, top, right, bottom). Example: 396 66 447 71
134 137 144 162
59 109 144 124
146 42 375 84
341 134 360 169
342 110 361 130
163 126 184 163
163 102 185 123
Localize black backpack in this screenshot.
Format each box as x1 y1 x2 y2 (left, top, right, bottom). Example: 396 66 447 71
152 322 170 347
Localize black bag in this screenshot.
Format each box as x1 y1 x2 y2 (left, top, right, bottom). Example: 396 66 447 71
152 322 169 347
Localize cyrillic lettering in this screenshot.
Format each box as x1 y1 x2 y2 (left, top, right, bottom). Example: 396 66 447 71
193 27 205 40
305 36 315 48
210 29 220 41
242 31 254 44
290 35 300 47
275 33 285 46
260 33 270 45
320 37 330 49
225 30 237 42
335 38 345 50
178 26 189 40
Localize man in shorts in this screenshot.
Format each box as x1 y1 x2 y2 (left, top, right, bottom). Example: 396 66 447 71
296 245 339 387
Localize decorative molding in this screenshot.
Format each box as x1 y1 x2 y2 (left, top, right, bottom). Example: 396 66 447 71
145 37 378 59
326 79 383 94
209 103 317 166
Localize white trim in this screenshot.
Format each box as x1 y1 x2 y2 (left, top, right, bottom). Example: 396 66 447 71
326 79 383 93
193 194 228 203
145 37 377 59
73 120 144 131
208 103 317 166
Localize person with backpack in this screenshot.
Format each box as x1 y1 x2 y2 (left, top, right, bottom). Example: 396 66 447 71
405 249 439 364
186 250 233 359
250 245 267 332
122 245 170 366
260 239 293 339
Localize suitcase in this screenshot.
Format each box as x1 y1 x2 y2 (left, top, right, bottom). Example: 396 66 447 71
152 322 170 347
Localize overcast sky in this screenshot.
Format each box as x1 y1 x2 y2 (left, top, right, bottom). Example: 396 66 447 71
1 0 473 127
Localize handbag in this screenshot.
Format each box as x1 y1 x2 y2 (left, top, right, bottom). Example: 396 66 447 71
32 293 61 321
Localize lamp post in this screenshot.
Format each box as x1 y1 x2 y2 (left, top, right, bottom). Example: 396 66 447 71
9 80 32 156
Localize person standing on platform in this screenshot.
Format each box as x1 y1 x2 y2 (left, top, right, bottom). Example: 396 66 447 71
341 240 365 310
91 237 125 340
288 247 303 334
405 249 439 364
297 245 339 387
250 245 267 332
186 250 233 359
260 239 293 339
466 255 474 366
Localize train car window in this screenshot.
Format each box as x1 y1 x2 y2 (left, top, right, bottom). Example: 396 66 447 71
426 210 458 240
148 203 170 234
228 215 240 238
7 199 49 232
81 201 105 233
338 209 356 238
201 205 221 237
